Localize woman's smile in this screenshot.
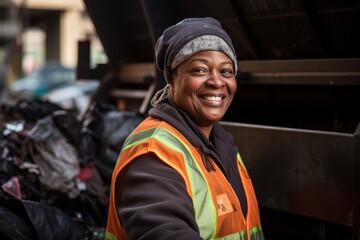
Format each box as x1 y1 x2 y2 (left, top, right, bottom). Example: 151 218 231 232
199 93 225 106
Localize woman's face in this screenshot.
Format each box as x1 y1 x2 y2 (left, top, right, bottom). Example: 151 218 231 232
169 50 237 128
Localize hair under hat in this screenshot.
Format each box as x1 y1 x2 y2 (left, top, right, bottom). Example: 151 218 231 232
151 17 238 107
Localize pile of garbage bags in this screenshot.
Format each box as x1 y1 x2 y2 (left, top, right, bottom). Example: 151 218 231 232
0 99 144 240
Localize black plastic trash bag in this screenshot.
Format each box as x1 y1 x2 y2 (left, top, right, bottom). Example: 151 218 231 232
0 204 37 240
0 199 86 240
24 113 80 193
79 102 144 183
1 99 62 124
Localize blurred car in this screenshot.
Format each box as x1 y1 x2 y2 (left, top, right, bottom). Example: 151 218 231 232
9 62 76 99
42 79 100 117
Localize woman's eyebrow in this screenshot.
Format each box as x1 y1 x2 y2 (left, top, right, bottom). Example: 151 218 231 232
189 58 209 64
189 58 232 66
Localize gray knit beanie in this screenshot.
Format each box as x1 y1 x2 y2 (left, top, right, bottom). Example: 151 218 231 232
151 17 238 106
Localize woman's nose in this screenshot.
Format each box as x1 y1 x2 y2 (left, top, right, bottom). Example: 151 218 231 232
206 71 225 88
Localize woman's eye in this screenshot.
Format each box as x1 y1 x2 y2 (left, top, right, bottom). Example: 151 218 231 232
192 68 207 74
221 69 234 76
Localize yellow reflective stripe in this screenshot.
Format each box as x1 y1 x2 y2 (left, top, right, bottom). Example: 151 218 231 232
122 127 156 151
237 152 247 170
250 225 264 240
122 126 217 239
114 127 156 166
153 128 217 239
105 231 117 240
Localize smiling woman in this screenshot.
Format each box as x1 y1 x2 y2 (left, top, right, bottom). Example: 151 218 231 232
105 17 264 240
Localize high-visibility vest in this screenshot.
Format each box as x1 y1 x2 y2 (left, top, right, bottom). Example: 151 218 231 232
106 116 264 240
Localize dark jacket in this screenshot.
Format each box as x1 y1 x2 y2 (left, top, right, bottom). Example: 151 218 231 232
115 101 247 239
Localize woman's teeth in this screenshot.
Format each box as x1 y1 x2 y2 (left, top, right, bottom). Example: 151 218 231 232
204 96 222 101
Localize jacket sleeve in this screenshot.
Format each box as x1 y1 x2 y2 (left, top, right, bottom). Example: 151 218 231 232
115 152 203 240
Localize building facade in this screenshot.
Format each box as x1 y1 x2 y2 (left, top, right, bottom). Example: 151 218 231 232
0 0 106 87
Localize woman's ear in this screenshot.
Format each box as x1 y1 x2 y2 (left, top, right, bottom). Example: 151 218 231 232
168 71 175 86
168 75 175 95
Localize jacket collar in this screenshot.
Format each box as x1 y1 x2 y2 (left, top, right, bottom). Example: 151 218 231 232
149 100 216 152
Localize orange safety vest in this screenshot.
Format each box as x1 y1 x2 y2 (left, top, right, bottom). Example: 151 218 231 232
106 116 264 240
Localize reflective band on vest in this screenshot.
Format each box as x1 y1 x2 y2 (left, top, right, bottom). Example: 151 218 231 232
106 117 264 240
122 126 216 238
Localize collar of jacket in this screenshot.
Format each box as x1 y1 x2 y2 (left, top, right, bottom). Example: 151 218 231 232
148 100 236 176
